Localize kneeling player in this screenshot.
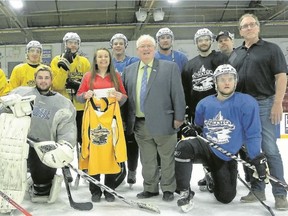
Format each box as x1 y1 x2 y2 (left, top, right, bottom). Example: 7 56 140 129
175 64 267 212
3 65 76 204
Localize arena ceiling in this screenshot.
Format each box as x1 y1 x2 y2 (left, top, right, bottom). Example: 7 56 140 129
0 0 287 45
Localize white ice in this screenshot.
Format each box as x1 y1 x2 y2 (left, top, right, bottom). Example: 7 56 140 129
2 139 288 216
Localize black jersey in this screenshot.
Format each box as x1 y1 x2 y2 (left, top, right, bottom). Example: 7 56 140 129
182 50 228 120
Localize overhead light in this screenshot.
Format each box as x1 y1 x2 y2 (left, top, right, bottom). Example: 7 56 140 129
168 0 178 3
135 8 147 22
153 8 165 22
9 0 24 9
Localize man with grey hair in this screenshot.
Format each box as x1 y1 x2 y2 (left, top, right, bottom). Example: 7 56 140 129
122 34 186 202
229 13 288 210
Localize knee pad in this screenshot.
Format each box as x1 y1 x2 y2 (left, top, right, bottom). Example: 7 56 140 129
175 139 195 162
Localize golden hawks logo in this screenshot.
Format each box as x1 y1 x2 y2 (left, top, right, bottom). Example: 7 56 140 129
90 124 110 145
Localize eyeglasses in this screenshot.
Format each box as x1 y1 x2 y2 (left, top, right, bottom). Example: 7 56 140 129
240 22 258 30
138 44 154 49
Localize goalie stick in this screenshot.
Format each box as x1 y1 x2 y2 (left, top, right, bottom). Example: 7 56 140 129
61 168 93 211
237 174 275 216
0 190 32 216
26 138 93 211
196 135 288 191
67 163 161 214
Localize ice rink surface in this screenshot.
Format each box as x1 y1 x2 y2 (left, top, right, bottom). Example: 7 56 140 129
2 139 288 216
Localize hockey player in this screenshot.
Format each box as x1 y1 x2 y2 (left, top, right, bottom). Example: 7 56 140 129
76 48 127 203
155 27 188 73
175 64 267 212
182 28 228 190
110 33 139 187
1 65 76 204
0 68 9 96
110 33 139 75
51 32 90 181
9 40 45 91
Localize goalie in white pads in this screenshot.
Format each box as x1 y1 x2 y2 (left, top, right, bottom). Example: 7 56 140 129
1 65 76 205
175 64 267 212
0 94 35 213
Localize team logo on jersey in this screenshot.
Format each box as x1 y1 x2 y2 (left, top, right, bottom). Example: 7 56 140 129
32 106 51 120
90 124 110 145
192 65 213 91
27 80 35 87
204 111 235 144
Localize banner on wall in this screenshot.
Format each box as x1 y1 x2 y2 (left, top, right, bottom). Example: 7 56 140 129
280 113 288 138
42 49 52 65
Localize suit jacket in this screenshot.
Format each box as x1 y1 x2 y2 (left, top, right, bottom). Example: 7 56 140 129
122 58 186 136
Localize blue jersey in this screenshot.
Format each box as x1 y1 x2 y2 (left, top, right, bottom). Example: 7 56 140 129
194 92 262 161
112 56 139 75
155 50 188 73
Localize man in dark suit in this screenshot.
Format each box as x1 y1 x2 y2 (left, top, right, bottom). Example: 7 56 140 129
122 34 186 202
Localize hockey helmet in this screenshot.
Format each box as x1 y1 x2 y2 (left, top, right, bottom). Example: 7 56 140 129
213 64 238 83
26 40 43 54
63 32 81 45
110 33 128 48
156 27 174 41
194 28 214 43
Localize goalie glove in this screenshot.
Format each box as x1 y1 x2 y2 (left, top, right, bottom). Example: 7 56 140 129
181 122 202 138
33 140 74 168
250 153 268 182
57 49 74 71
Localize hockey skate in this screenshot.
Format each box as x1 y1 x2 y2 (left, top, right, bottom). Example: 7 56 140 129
29 174 63 203
198 167 214 193
177 189 195 213
0 95 34 214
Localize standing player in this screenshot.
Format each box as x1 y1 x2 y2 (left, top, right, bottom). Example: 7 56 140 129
155 27 188 73
182 28 228 190
9 40 44 90
110 33 139 75
50 32 90 181
0 68 8 96
175 64 266 212
110 33 139 187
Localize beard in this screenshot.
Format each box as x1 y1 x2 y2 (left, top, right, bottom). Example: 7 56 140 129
159 44 172 51
36 85 50 95
197 44 211 53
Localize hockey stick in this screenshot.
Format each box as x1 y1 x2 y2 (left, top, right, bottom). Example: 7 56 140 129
0 190 32 216
237 174 275 216
73 141 81 189
67 163 161 214
26 138 93 211
196 135 288 191
61 168 93 211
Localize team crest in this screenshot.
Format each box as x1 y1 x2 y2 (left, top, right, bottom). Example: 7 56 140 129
204 111 235 144
90 124 110 145
192 65 214 91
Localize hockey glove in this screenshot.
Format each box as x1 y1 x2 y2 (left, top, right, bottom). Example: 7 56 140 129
34 140 74 169
250 153 268 182
181 122 202 138
57 49 74 71
65 78 81 93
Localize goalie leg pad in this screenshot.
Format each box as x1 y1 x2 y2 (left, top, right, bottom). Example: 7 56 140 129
0 113 30 213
